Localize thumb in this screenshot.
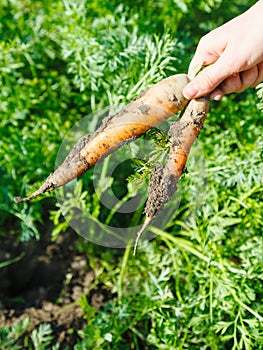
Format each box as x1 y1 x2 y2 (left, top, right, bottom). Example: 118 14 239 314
183 58 231 99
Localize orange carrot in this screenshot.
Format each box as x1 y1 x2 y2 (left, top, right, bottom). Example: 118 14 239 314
14 74 190 203
133 95 210 254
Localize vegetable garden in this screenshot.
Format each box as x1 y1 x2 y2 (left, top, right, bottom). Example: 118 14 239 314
0 0 262 349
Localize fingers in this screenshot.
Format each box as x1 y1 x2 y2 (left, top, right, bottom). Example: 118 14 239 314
210 63 263 100
187 32 224 75
210 88 224 101
183 54 235 99
219 66 258 94
184 62 263 100
251 61 263 87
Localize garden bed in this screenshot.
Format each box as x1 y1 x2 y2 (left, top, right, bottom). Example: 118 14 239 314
0 228 104 348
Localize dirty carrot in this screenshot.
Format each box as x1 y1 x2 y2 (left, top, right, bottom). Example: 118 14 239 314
14 74 190 203
133 95 210 254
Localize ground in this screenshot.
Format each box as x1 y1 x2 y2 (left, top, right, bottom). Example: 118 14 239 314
0 227 104 348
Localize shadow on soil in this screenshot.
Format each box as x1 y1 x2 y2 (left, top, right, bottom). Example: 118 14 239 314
0 224 105 347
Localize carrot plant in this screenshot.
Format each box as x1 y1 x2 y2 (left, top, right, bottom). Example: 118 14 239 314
134 96 210 252
1 1 262 350
14 74 190 203
0 0 181 240
73 92 263 349
0 318 61 350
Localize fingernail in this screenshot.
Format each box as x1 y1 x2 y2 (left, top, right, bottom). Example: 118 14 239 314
210 88 223 101
212 94 222 101
183 83 199 99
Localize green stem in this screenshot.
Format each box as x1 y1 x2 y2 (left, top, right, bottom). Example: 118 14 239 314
209 269 214 323
150 226 210 263
0 252 25 269
105 192 131 225
188 62 205 80
117 243 132 301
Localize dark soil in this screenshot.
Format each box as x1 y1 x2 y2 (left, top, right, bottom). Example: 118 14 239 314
0 226 103 348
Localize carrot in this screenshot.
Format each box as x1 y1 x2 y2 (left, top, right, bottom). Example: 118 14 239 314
14 74 190 203
133 95 210 254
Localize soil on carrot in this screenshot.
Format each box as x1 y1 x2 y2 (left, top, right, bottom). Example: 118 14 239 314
0 225 104 348
145 164 176 219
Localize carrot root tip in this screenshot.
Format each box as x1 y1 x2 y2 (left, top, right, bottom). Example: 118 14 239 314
14 197 25 203
133 216 152 255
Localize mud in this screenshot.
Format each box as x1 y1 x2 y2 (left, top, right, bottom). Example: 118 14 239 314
144 164 177 219
190 110 207 130
64 134 91 166
141 96 210 228
138 104 151 115
168 120 188 146
0 228 105 348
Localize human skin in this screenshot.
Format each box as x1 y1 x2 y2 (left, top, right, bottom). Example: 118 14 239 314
183 0 263 100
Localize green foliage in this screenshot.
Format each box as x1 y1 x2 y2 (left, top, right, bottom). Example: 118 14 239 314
75 230 263 349
1 0 262 349
0 0 182 240
0 319 60 350
0 317 30 350
256 82 263 112
30 323 59 350
57 4 180 105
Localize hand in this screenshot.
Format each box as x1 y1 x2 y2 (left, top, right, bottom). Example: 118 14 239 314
183 0 263 100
